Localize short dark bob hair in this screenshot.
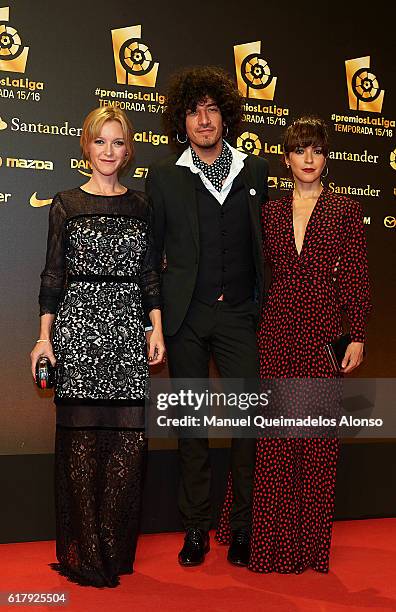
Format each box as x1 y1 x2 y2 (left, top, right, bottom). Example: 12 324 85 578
283 116 329 157
163 66 243 149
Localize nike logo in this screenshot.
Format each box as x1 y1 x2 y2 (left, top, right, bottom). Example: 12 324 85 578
30 192 53 207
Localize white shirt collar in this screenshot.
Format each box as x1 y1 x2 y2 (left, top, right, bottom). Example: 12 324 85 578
175 141 247 205
176 140 246 170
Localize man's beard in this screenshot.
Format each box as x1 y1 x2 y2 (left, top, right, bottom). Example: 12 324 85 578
191 133 222 149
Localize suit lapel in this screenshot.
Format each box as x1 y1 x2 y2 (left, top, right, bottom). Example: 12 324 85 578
240 160 262 244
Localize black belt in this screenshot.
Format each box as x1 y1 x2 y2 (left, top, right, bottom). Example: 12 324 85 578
68 274 139 284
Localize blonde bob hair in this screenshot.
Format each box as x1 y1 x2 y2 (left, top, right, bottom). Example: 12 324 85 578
80 107 135 169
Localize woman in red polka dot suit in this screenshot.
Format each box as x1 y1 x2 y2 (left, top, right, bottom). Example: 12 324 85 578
217 116 372 573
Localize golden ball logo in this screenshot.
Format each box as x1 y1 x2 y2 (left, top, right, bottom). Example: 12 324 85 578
234 41 277 101
384 216 396 228
345 56 384 113
237 132 262 156
242 54 273 91
0 24 22 60
352 69 381 103
390 148 396 171
0 7 29 73
119 40 154 76
111 24 159 87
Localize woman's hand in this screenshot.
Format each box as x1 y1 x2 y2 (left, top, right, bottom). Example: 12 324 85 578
146 328 166 366
30 340 56 381
341 342 364 374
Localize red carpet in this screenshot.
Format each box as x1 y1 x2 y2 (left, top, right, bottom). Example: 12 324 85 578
0 519 395 612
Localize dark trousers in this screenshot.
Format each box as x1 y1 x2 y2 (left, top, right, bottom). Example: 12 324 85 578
165 299 259 532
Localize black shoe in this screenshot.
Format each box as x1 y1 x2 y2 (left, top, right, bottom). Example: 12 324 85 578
178 528 210 566
227 529 250 567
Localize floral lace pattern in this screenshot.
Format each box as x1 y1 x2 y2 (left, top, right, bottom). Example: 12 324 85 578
39 189 161 405
53 427 147 588
39 188 161 317
37 189 159 586
65 215 148 276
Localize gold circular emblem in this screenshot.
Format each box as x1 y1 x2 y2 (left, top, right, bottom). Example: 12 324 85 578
384 216 396 228
390 149 396 171
237 132 262 156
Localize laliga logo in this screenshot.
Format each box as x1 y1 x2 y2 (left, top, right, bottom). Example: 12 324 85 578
345 56 384 113
237 132 262 156
0 6 29 73
390 148 396 171
111 24 159 87
234 41 277 100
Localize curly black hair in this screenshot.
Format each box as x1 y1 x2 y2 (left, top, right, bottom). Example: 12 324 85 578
163 66 243 150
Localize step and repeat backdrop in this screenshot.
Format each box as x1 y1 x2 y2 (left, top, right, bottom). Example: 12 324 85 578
0 1 395 454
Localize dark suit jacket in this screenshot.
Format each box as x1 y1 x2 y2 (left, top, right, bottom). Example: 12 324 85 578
146 151 269 336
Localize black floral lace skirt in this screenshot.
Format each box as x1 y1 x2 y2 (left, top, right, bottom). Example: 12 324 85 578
50 279 150 586
52 426 147 588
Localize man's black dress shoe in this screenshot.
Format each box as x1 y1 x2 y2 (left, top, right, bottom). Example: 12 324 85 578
178 528 210 566
227 529 250 567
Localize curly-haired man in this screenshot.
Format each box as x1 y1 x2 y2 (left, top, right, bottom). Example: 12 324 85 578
146 66 268 567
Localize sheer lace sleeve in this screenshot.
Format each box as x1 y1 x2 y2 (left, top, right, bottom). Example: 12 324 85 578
39 194 67 315
139 198 162 316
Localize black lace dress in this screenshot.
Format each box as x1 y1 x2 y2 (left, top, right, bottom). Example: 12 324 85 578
39 187 161 587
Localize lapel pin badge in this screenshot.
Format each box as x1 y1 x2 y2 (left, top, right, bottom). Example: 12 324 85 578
249 188 256 196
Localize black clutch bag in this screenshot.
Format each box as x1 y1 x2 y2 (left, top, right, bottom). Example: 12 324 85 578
35 356 55 389
324 333 351 373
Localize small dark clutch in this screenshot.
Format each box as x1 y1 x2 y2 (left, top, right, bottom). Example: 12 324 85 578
324 333 351 373
35 356 55 389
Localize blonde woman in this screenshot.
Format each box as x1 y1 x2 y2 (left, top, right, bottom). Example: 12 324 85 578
30 107 164 587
